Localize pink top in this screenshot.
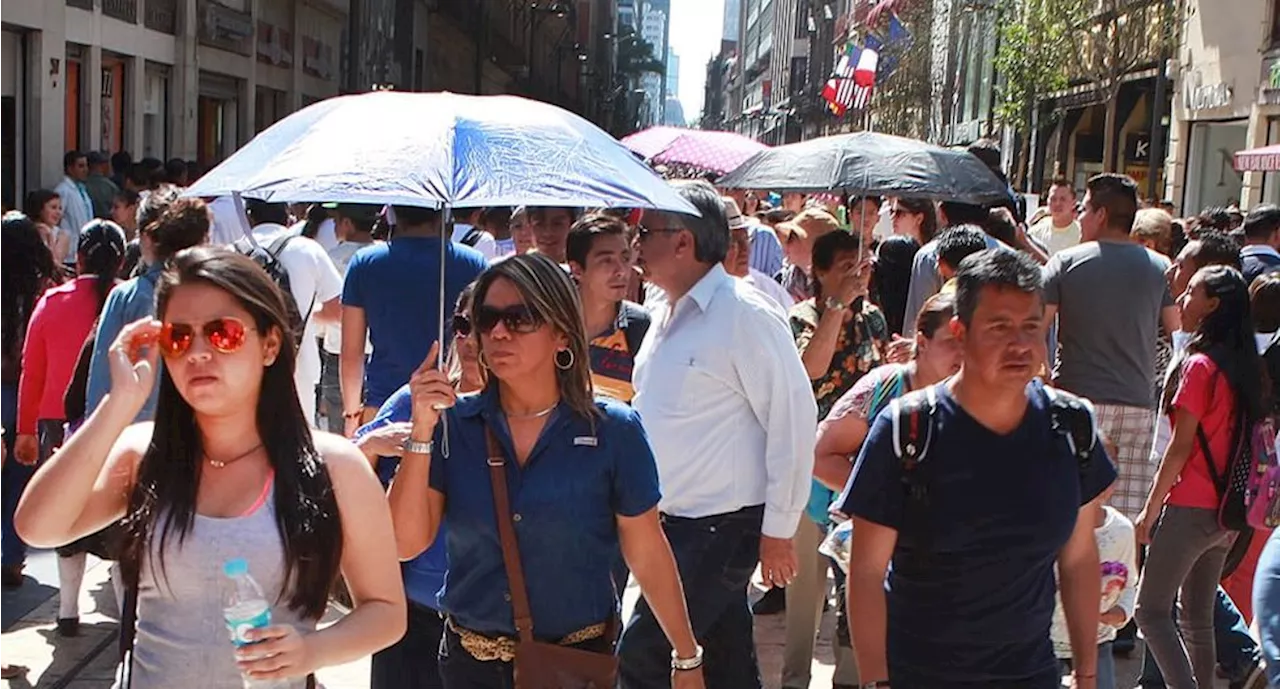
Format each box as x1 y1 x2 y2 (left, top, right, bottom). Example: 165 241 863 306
1167 353 1238 510
17 277 107 434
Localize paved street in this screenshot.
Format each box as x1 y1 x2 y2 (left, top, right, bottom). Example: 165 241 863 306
0 555 1173 689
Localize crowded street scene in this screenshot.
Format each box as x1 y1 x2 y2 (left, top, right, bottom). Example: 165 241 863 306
6 0 1280 688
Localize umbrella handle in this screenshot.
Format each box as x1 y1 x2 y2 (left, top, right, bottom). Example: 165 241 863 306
438 206 453 459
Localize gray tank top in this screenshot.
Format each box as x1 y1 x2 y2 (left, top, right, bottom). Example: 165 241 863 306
121 481 314 689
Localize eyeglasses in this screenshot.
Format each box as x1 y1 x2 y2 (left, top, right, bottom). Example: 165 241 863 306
635 225 682 239
158 317 253 358
452 313 472 337
474 305 544 335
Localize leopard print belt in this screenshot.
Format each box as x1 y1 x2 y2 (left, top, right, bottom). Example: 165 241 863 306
447 617 607 662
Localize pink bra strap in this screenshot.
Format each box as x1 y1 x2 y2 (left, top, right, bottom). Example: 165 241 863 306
240 471 275 518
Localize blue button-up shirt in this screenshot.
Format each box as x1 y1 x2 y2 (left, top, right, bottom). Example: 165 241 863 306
428 387 661 639
357 384 449 610
85 264 164 421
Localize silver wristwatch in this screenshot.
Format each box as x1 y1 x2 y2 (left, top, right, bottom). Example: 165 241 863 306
670 645 704 671
403 439 433 456
825 296 849 311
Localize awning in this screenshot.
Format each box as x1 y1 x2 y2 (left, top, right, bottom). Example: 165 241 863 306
1234 144 1280 172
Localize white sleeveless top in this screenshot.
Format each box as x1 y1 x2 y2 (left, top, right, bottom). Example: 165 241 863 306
119 482 315 689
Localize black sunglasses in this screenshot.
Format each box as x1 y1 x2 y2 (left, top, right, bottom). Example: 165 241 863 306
636 224 683 239
474 305 543 335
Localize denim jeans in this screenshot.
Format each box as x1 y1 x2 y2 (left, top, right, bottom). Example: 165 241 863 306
618 505 764 689
1059 642 1117 689
372 601 445 689
320 349 344 435
1 383 35 567
437 619 613 689
1253 530 1280 687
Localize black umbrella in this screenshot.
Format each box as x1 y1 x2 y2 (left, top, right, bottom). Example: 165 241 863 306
718 131 1012 205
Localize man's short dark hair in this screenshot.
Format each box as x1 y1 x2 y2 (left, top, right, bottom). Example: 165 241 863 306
63 150 85 171
392 205 441 227
480 206 512 229
244 199 291 226
1196 206 1235 234
1048 178 1077 197
940 201 988 227
954 249 1043 327
668 179 730 264
764 208 796 224
528 206 581 223
165 157 188 183
967 139 1003 176
110 151 133 174
1085 173 1139 233
331 203 380 232
936 226 989 272
1243 204 1280 242
566 213 630 267
1190 229 1243 271
846 195 883 210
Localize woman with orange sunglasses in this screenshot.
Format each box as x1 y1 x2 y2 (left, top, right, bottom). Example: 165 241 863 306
14 247 405 688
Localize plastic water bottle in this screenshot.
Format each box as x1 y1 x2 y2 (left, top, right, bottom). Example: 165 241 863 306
222 558 288 689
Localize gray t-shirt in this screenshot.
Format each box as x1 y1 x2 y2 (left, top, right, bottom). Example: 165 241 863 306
1043 240 1173 408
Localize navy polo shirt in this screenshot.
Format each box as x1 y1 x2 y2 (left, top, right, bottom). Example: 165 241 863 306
355 385 449 610
428 387 661 639
838 379 1116 688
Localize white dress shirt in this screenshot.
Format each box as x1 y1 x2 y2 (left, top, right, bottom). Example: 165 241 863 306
746 268 795 313
633 264 818 539
54 175 94 258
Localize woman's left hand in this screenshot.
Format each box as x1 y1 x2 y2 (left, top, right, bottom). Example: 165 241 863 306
671 668 707 689
236 625 315 680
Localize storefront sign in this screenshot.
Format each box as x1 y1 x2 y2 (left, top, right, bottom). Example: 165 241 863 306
257 22 294 67
1126 133 1151 163
302 36 336 80
199 0 253 55
1058 88 1103 110
1183 70 1233 111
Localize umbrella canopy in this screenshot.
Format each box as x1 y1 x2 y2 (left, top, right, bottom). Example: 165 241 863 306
621 126 769 175
1234 144 1280 172
186 91 698 214
717 131 1011 205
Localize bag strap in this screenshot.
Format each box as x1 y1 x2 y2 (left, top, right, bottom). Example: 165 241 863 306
484 426 536 643
1197 424 1228 498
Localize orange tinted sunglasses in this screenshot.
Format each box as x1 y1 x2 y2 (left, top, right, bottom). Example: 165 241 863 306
158 317 253 358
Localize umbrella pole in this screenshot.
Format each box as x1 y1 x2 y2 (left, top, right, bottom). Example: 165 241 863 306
439 205 453 459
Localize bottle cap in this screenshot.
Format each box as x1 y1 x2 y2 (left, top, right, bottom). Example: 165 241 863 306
223 558 248 577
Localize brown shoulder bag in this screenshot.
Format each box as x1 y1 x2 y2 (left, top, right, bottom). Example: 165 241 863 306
484 427 619 689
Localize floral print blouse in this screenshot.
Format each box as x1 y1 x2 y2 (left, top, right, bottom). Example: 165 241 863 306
790 297 890 420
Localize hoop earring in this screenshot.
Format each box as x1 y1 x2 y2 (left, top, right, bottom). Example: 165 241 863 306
478 350 492 371
555 348 574 370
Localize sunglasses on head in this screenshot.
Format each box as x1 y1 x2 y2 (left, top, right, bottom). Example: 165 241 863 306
473 304 543 335
452 313 473 337
158 317 253 358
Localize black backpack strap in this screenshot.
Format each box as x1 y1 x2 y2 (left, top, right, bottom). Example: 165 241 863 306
1043 386 1098 498
266 231 298 259
890 386 939 564
460 227 483 247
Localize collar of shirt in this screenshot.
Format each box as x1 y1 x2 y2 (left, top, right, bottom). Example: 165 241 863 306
1242 243 1280 260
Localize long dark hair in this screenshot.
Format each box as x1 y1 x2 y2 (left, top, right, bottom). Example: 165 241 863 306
23 189 60 224
121 247 342 619
895 197 939 243
875 235 921 335
77 219 127 313
300 204 328 240
2 213 59 364
1164 265 1268 424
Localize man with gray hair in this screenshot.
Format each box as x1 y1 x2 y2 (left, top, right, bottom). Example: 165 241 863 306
619 179 817 688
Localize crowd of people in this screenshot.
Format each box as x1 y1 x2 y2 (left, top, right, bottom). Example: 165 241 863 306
6 139 1280 689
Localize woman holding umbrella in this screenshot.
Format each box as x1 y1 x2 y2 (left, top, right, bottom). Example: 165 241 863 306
388 253 704 688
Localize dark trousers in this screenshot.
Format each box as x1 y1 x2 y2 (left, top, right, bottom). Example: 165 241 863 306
320 349 344 435
372 601 445 689
438 620 614 689
1 383 34 567
617 505 764 689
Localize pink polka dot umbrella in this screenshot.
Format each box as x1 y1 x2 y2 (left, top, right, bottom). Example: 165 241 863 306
621 126 770 176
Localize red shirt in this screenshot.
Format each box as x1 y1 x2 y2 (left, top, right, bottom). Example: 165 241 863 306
17 277 106 434
1167 353 1237 509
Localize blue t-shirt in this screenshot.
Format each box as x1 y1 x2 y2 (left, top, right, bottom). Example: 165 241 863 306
837 379 1116 688
355 384 448 610
428 387 661 639
342 237 487 408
